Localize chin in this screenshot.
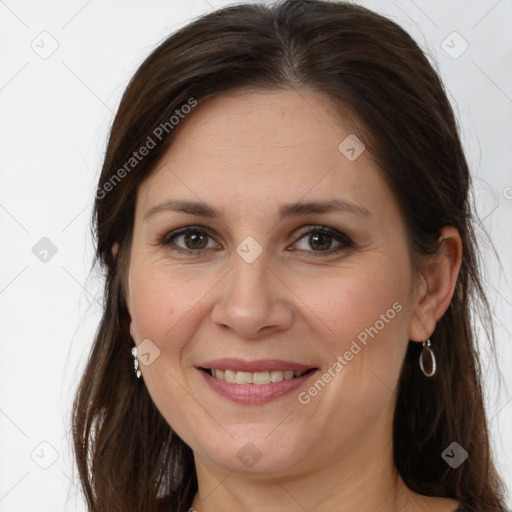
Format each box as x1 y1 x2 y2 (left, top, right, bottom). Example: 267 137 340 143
189 426 313 475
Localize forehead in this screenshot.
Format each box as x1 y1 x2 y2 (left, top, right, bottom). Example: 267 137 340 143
162 88 355 171
136 88 390 220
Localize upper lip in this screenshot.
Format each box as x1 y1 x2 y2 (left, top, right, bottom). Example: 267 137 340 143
197 358 316 373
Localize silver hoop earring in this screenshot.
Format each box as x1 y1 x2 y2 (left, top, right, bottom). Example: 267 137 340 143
131 346 141 378
419 338 436 377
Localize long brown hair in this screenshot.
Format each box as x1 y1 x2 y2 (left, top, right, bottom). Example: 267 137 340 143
72 1 508 510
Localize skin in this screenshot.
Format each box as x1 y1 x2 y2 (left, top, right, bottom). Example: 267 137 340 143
125 88 462 512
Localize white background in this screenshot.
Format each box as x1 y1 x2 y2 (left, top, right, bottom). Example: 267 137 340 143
0 0 510 510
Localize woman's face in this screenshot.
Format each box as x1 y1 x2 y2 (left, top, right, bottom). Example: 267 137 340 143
127 88 424 476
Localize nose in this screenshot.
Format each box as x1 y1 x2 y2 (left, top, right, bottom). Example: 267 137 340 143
211 253 294 339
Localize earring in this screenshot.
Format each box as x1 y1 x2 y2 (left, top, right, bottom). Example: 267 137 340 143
131 346 141 378
419 338 436 377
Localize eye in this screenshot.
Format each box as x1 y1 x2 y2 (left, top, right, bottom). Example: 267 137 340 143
292 226 354 255
161 227 219 254
160 225 353 257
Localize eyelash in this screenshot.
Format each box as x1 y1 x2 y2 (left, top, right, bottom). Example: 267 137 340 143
159 225 354 257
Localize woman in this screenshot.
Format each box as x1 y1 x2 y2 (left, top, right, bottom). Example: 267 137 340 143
72 1 509 510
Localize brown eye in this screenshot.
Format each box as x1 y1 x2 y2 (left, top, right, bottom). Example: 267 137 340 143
293 226 354 255
182 232 208 250
163 227 218 254
308 232 334 251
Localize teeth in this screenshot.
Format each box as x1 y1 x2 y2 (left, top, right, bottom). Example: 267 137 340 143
270 370 284 382
209 368 308 384
253 371 271 384
236 371 253 384
224 369 236 383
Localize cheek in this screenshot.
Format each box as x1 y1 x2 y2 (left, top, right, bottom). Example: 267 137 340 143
127 263 221 436
295 259 411 406
298 261 409 346
293 269 410 448
128 261 226 366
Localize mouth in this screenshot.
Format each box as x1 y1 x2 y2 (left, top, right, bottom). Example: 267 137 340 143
196 359 319 404
200 367 315 384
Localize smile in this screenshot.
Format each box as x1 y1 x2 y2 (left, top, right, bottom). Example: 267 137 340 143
196 359 319 404
203 368 310 384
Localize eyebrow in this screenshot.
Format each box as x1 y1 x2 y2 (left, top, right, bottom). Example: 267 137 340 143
143 198 372 222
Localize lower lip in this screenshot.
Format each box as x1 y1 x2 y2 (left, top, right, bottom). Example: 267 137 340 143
198 369 318 404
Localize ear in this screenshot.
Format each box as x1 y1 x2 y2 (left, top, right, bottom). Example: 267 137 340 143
408 226 462 342
112 243 119 259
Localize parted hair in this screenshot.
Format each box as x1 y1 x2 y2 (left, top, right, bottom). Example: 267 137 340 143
72 1 507 510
